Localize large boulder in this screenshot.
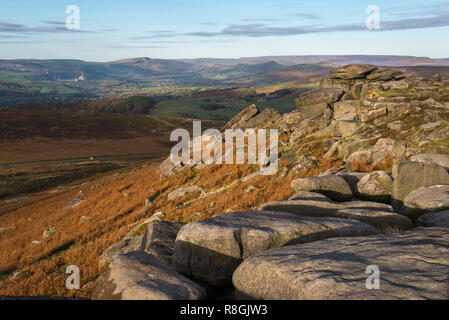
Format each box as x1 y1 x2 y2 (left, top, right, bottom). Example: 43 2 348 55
99 236 143 268
401 185 449 215
244 108 281 128
418 210 449 227
222 104 259 130
141 221 185 265
329 64 378 80
92 252 206 300
333 120 362 138
365 68 402 81
259 199 393 217
291 175 353 201
172 211 379 287
296 88 344 107
410 154 449 171
338 138 375 160
334 209 413 233
233 228 449 300
370 138 406 166
357 171 393 203
297 103 330 120
391 161 449 211
333 100 359 119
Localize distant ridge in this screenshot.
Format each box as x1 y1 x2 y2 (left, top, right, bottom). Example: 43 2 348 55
178 55 449 67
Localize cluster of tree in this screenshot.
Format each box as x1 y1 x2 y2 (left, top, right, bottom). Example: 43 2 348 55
11 96 154 114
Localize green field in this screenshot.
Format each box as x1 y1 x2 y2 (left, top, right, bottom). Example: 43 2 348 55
148 94 298 121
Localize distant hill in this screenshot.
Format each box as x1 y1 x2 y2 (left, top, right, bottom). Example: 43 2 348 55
1 55 449 107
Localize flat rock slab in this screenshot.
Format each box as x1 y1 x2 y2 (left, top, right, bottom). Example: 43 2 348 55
172 211 379 287
402 185 449 215
141 221 185 265
410 154 449 171
291 175 353 201
391 161 449 211
289 191 330 201
99 236 143 268
259 199 393 217
334 209 413 234
92 252 206 300
233 228 449 300
418 210 449 227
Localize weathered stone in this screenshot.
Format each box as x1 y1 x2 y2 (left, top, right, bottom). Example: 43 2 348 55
345 150 372 170
167 186 204 201
370 138 406 166
334 209 412 233
259 199 393 217
420 121 445 132
338 138 375 160
329 64 378 80
297 103 330 120
360 107 387 122
391 161 449 211
387 121 404 131
357 171 393 203
333 120 362 138
297 88 344 106
365 68 402 81
288 191 330 201
401 185 449 215
233 228 449 300
291 175 353 201
149 211 166 222
141 221 185 265
43 227 56 238
410 154 449 171
244 108 281 128
64 198 83 210
99 236 143 268
335 113 357 121
418 210 449 227
333 101 359 118
172 211 379 287
93 252 206 300
222 104 259 130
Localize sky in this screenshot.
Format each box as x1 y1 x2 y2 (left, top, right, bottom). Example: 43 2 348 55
0 0 449 61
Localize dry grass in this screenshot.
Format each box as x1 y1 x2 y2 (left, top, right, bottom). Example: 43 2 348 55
0 157 297 298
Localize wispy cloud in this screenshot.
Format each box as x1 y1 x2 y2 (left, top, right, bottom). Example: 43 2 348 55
0 21 96 34
184 11 449 38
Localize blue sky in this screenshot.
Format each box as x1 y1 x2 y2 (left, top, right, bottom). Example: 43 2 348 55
1 0 449 61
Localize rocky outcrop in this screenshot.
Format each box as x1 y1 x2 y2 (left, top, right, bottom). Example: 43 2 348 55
99 236 143 268
410 154 449 171
141 221 185 265
357 171 393 203
418 210 449 227
93 252 206 300
391 161 449 211
172 211 379 287
222 104 259 130
296 88 344 107
401 185 449 215
291 175 353 201
259 198 392 214
233 228 449 300
334 209 413 233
